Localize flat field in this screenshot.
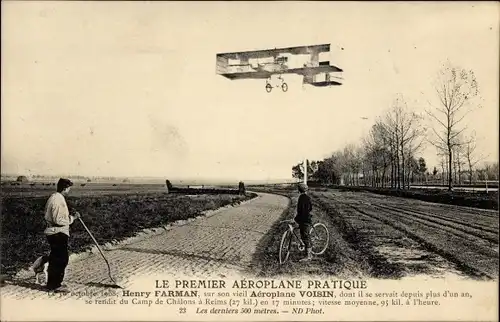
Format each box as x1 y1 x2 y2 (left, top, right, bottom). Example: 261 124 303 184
331 185 498 210
1 182 168 198
251 186 498 280
1 183 255 276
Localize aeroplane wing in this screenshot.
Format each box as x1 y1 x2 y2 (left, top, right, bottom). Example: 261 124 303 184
220 70 274 80
303 79 342 87
216 43 331 60
289 65 343 76
218 64 343 80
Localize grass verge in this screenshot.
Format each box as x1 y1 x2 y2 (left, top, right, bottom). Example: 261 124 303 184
1 191 256 277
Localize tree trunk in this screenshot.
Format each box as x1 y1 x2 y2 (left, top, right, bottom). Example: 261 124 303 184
468 162 473 185
400 143 405 190
441 160 445 186
393 157 397 188
448 148 453 191
390 158 393 188
453 160 457 185
391 160 395 188
406 166 410 190
457 153 462 185
396 153 400 189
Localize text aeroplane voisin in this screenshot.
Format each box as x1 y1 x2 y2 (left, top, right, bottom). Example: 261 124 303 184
216 43 344 93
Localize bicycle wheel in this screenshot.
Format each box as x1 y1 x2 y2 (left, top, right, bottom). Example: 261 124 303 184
310 223 329 255
279 229 293 264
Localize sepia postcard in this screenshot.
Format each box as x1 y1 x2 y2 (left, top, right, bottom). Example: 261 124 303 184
1 1 498 321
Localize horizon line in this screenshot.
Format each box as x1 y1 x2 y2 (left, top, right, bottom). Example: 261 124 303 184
0 173 297 182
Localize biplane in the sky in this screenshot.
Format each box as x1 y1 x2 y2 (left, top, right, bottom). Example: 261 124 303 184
216 43 343 93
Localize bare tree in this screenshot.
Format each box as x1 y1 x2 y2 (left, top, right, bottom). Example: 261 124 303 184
331 151 346 185
354 146 365 186
438 153 448 185
404 125 426 188
464 132 486 185
383 104 401 188
363 121 392 188
342 144 357 185
426 60 480 191
453 144 467 185
383 94 425 189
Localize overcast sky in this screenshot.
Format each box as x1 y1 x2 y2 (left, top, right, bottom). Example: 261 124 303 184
2 2 498 180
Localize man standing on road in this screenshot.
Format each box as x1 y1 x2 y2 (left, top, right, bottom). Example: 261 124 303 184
32 178 80 293
294 183 313 262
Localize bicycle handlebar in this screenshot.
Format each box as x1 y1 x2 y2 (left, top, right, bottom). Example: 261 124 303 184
279 219 298 225
279 219 324 226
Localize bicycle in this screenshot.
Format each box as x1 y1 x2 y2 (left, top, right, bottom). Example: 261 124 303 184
278 219 329 264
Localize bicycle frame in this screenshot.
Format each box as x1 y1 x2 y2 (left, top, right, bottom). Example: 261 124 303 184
288 224 306 249
278 220 329 264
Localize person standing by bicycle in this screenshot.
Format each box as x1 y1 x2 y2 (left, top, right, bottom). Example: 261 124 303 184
294 182 313 261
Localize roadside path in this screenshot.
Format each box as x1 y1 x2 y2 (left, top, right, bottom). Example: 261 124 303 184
1 193 289 300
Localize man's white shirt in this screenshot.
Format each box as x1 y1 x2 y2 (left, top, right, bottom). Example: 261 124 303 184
44 192 75 236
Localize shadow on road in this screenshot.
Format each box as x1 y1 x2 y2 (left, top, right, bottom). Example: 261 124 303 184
84 282 123 289
2 279 46 292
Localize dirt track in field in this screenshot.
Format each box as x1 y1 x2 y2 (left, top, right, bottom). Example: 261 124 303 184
251 188 498 281
313 189 498 279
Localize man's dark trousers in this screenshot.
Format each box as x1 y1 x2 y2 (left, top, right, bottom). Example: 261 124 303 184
46 232 69 290
299 223 312 249
296 192 313 250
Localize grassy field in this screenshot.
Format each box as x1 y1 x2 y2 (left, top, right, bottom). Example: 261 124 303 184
1 183 256 277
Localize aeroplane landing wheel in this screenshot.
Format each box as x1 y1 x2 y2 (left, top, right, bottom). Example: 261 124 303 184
282 83 288 92
266 83 272 93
